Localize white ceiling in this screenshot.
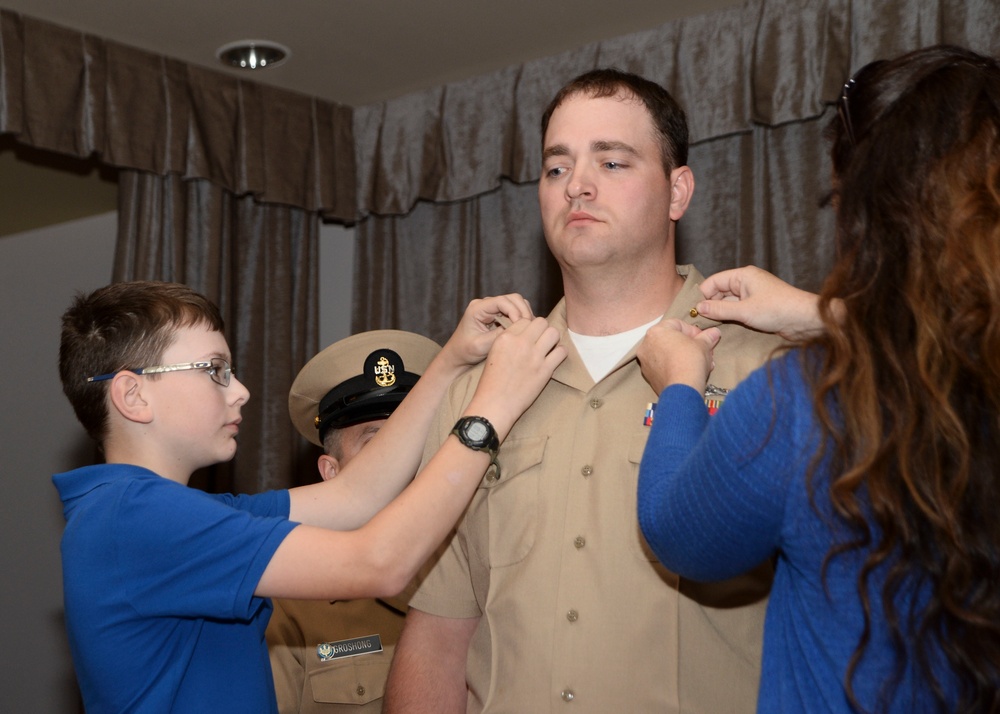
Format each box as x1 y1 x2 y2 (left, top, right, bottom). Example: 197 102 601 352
0 0 740 107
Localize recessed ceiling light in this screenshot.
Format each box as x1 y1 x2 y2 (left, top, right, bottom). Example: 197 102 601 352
216 40 290 70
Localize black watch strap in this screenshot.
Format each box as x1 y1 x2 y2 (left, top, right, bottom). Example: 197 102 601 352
451 416 501 481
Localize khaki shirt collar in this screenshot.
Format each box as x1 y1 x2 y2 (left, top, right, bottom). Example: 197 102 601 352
548 264 711 390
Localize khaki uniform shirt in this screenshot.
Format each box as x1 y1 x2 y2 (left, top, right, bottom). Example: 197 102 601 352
267 575 414 711
411 266 784 713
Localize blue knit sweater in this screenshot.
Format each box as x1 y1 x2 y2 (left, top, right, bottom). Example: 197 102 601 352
637 351 954 713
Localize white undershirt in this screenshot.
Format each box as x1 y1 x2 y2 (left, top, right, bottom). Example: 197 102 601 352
569 317 661 383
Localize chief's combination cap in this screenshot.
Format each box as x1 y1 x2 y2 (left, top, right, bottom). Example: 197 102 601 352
288 330 440 446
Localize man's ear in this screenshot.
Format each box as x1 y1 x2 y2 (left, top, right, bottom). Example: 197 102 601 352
668 166 695 221
317 453 342 482
108 372 153 424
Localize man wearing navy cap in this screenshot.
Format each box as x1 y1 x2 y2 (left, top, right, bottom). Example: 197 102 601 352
267 330 440 714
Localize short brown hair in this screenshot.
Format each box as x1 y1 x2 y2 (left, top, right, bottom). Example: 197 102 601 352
540 68 689 175
59 281 224 446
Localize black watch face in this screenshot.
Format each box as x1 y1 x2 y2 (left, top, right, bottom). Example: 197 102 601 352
465 420 489 443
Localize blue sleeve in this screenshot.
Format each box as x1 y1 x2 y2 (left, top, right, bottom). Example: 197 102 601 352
114 483 297 620
637 355 808 581
212 488 292 518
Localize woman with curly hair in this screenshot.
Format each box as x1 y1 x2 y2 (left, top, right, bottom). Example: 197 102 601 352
635 44 1000 713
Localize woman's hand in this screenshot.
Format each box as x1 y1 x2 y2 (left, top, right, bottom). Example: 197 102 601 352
695 266 829 340
637 319 720 396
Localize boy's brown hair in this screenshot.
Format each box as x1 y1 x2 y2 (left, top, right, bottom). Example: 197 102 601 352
59 281 224 447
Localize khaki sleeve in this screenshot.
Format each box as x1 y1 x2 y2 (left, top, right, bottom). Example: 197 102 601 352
408 370 484 619
266 598 307 714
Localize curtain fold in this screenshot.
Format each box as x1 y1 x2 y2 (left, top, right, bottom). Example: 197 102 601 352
352 0 998 335
353 179 563 345
3 1 996 220
3 0 999 484
115 171 320 493
355 114 839 340
351 0 998 218
0 10 356 220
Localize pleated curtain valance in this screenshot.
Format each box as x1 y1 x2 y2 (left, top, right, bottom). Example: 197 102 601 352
1 0 998 223
0 8 357 219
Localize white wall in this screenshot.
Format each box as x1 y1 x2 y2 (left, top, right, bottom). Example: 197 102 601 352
0 212 354 711
318 220 356 349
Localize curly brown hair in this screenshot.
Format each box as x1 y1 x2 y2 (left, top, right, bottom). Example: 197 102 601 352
803 45 1000 712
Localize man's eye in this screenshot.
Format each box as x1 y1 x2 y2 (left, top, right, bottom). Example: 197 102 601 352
545 166 566 178
604 161 624 170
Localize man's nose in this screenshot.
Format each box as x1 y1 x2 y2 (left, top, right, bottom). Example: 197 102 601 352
566 166 595 200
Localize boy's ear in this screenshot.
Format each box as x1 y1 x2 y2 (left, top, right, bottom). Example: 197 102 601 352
108 372 153 424
668 165 695 221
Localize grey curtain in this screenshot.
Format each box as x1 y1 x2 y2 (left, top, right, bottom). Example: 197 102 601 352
11 0 979 220
354 118 840 344
2 0 998 485
115 171 320 494
353 179 563 343
0 9 356 220
351 0 1000 337
0 9 332 492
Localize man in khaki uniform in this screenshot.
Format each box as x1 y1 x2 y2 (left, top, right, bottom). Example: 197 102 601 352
384 69 783 713
268 330 440 713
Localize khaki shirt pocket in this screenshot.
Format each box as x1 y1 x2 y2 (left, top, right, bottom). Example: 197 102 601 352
483 435 547 568
307 644 394 710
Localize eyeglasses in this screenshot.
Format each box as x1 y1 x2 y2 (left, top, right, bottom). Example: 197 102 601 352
837 77 857 147
86 358 234 388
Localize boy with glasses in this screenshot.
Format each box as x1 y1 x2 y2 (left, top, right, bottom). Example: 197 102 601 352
53 279 564 713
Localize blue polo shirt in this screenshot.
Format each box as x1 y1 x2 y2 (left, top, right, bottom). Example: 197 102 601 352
53 463 298 713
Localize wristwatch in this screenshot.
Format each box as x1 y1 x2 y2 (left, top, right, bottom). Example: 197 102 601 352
451 416 501 481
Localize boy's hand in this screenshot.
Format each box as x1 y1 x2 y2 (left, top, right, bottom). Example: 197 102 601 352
441 293 535 369
637 319 720 396
465 316 565 433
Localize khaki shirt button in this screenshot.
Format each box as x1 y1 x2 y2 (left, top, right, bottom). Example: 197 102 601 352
356 685 366 697
574 536 586 549
561 689 575 702
581 465 593 477
566 609 579 622
590 398 602 409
